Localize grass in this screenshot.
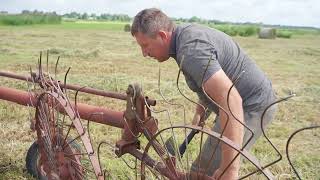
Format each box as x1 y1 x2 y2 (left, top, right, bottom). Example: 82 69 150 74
0 21 319 179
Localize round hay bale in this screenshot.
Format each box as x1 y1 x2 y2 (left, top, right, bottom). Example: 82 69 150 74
258 28 276 39
124 24 131 32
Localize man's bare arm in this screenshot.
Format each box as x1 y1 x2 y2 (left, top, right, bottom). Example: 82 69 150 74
203 69 244 179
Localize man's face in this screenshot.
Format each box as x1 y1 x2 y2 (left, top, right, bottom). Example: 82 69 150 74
134 32 170 62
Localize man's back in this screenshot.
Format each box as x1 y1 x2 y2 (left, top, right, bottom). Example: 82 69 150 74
169 23 275 113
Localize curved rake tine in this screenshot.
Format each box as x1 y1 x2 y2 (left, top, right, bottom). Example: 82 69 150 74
158 66 186 127
143 70 172 123
60 67 79 120
128 84 179 175
99 134 138 175
226 70 252 150
97 141 116 180
145 125 274 179
46 72 71 149
26 80 34 103
62 116 99 177
46 71 70 148
39 51 42 76
191 54 237 177
38 51 51 89
38 52 46 88
46 50 49 73
176 56 212 177
135 117 178 177
286 125 319 180
143 96 186 177
199 54 231 138
62 127 86 150
63 67 71 94
60 94 89 152
26 66 37 127
214 70 257 179
74 86 87 117
176 56 208 123
141 158 163 180
241 94 295 179
55 56 60 80
156 66 187 167
84 112 105 155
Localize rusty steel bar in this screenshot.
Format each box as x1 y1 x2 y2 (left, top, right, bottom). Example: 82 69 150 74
0 71 156 106
0 86 124 128
0 86 37 107
74 101 124 128
0 71 34 82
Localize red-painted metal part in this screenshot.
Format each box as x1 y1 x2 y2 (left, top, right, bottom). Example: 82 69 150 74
0 86 37 107
0 86 124 128
35 91 104 180
0 71 156 106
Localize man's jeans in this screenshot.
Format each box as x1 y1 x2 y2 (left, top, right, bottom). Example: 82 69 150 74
191 103 278 176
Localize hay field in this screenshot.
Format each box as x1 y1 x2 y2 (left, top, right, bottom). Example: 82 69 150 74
0 22 319 179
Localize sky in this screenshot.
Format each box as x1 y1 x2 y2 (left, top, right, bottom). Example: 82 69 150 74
1 0 319 28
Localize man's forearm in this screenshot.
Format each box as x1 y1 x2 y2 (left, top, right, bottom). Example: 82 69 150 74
219 93 244 172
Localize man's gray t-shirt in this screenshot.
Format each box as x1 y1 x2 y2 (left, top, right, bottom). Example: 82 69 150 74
169 24 275 114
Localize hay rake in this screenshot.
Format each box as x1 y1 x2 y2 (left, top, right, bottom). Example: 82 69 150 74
0 52 318 179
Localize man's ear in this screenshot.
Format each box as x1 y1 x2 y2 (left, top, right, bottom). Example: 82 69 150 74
158 30 168 41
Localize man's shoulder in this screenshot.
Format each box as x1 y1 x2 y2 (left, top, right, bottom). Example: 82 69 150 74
175 23 213 50
176 23 207 38
175 23 227 47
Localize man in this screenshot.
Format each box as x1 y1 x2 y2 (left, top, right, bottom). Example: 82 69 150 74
131 8 277 179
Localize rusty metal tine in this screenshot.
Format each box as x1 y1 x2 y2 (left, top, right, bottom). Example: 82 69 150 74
54 56 60 79
74 86 87 119
157 67 186 163
176 56 208 122
63 67 71 94
214 70 256 179
97 141 117 180
227 70 252 150
39 51 42 76
176 57 209 174
199 58 230 138
166 126 275 178
143 94 186 176
61 69 82 128
179 54 231 177
64 156 95 173
286 125 319 180
241 94 295 179
143 93 182 173
62 128 86 150
46 50 49 73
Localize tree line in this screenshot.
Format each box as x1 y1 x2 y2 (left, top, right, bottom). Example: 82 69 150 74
63 12 131 21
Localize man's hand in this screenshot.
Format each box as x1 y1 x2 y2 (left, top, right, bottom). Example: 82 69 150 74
192 102 206 126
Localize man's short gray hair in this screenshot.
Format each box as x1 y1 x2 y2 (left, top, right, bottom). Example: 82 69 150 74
131 8 175 37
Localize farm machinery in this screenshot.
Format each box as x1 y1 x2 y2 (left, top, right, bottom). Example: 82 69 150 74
0 52 318 179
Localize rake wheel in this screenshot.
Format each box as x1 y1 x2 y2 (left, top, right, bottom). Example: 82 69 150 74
33 91 102 179
140 125 275 180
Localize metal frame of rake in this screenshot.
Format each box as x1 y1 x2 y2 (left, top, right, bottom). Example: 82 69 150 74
0 51 317 180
